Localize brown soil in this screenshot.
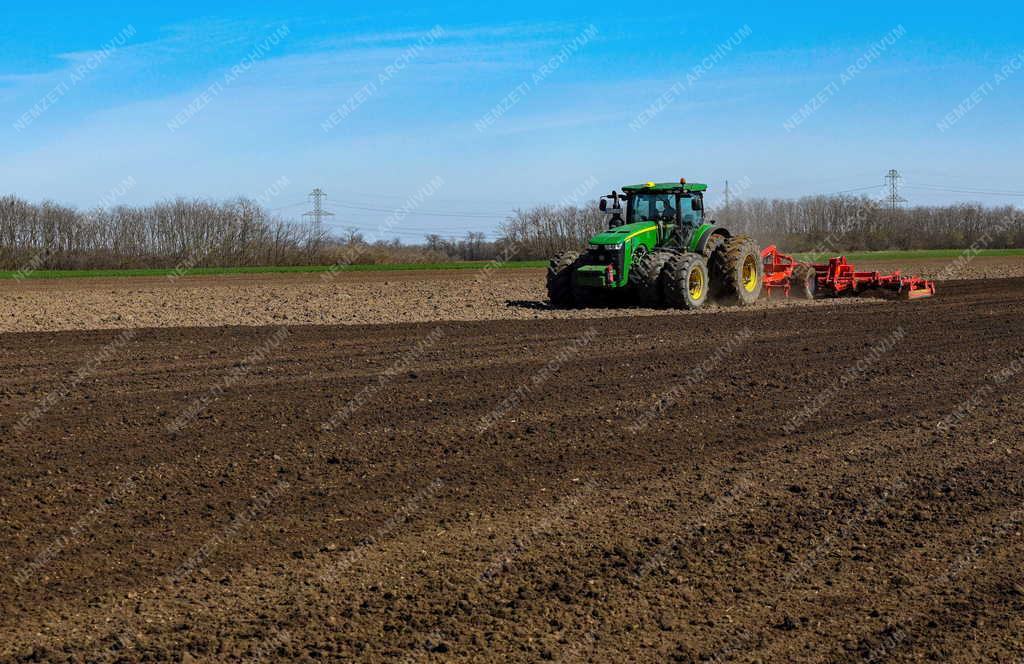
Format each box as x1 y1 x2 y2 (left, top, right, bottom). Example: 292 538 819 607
1 277 1023 662
1 255 1021 333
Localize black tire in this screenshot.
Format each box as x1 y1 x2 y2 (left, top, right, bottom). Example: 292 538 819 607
663 253 710 310
790 263 818 300
572 284 600 308
711 235 763 306
702 233 728 299
630 250 676 307
546 251 579 308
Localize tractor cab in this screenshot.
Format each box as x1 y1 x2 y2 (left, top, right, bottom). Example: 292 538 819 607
601 179 708 247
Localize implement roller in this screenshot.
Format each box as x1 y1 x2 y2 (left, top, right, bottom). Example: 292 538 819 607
761 245 936 301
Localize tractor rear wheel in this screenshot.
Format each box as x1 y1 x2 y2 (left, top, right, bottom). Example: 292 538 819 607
790 263 818 300
547 251 579 308
663 253 709 310
702 233 728 299
712 235 763 306
630 250 675 307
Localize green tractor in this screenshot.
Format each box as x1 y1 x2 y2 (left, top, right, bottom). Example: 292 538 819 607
547 179 763 310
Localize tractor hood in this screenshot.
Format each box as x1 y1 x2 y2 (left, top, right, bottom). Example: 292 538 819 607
588 222 657 246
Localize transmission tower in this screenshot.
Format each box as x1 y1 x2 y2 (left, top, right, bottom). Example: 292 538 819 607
303 188 335 236
724 180 731 209
884 169 907 210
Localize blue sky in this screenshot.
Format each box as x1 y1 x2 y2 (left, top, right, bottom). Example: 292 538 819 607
2 0 1022 240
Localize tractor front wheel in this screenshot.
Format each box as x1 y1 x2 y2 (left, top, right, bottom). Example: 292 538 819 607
712 235 763 306
547 251 579 308
630 250 675 307
663 253 709 310
572 285 601 308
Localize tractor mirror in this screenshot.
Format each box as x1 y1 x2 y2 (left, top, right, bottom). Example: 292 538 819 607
599 199 608 212
692 198 703 211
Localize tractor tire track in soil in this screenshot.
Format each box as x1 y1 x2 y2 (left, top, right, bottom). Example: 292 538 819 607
1 277 1022 662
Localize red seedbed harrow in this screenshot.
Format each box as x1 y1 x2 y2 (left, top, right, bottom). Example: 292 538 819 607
761 245 936 301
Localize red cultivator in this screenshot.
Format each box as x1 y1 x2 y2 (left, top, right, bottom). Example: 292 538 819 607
761 245 936 301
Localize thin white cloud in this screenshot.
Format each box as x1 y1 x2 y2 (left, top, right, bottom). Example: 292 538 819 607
0 18 279 91
315 22 573 47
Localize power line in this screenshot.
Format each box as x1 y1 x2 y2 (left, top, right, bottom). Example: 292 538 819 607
904 184 1024 198
335 226 503 239
327 188 525 209
827 184 887 195
324 217 504 239
319 209 507 239
324 202 509 220
265 200 310 213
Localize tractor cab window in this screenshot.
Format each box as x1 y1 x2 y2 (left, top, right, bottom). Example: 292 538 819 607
629 194 677 224
680 196 702 228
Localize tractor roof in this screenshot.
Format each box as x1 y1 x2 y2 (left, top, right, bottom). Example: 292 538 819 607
621 181 708 194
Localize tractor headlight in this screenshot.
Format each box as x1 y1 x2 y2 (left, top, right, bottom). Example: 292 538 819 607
609 243 624 251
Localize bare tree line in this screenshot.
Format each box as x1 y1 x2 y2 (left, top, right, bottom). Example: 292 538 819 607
715 196 1023 253
0 194 515 270
500 205 607 259
0 196 327 270
501 196 1023 259
1 193 1020 271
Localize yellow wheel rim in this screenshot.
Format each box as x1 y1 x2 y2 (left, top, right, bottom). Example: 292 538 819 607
742 255 758 292
689 266 704 300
